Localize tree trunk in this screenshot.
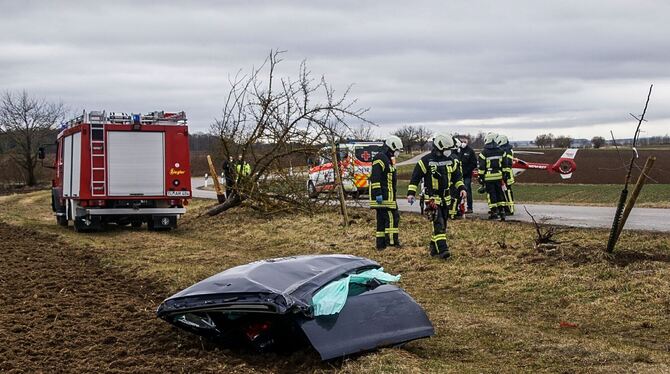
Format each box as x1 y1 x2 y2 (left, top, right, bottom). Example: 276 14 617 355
206 193 244 216
26 158 36 186
330 140 349 227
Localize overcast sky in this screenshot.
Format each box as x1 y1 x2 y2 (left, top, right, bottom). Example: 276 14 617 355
1 0 669 140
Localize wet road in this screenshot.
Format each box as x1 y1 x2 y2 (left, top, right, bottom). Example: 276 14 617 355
191 177 669 232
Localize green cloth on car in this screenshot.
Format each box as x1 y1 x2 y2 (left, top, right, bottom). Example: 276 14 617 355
311 268 401 316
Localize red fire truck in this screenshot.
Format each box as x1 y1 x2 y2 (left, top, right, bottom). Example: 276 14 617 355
43 110 192 232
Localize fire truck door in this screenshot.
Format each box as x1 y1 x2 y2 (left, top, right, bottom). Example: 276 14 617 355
107 131 165 196
62 132 82 198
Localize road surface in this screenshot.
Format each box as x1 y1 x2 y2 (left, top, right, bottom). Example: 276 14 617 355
396 152 429 166
191 177 669 232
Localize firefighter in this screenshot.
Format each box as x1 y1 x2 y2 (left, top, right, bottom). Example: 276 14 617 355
235 154 251 178
407 133 466 259
369 135 403 250
497 134 515 215
448 136 464 219
458 137 478 214
478 132 506 221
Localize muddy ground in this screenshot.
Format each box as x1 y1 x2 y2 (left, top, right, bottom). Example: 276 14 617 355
0 222 329 373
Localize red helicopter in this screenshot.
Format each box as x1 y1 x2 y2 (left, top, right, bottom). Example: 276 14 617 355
470 148 578 179
510 148 578 179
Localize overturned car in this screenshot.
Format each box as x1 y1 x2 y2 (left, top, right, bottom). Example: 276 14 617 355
156 255 434 360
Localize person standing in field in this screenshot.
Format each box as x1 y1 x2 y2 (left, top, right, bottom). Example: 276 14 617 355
448 136 464 219
497 134 515 215
369 136 404 250
235 154 251 178
222 156 234 199
458 137 477 214
478 133 506 221
407 133 466 259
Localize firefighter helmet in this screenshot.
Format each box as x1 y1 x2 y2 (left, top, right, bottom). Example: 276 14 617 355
384 135 404 152
496 134 508 146
433 133 455 150
452 135 462 149
484 132 498 145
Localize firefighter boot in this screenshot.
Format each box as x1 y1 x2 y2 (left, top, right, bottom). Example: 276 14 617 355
437 243 451 260
498 207 506 222
376 236 387 250
428 241 438 257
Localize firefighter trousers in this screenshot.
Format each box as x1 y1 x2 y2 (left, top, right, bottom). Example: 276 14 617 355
485 181 506 211
503 184 515 214
429 204 450 257
448 191 462 219
375 207 399 249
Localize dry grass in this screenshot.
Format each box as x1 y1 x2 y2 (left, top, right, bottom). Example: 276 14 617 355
1 191 670 373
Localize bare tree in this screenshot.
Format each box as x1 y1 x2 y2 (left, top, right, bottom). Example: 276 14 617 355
471 132 486 149
535 133 555 148
349 123 375 141
591 136 606 149
554 135 573 148
207 50 371 216
415 125 433 151
392 125 420 153
0 91 65 186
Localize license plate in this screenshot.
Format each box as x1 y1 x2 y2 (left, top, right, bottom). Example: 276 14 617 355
167 191 191 197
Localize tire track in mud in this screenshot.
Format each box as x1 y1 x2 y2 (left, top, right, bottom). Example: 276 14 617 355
0 222 324 373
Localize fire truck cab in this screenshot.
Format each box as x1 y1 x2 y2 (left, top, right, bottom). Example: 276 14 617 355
47 110 191 232
307 141 383 198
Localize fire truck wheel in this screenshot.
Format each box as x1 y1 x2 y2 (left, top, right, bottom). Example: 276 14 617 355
74 217 97 233
148 216 175 231
57 215 68 227
131 221 142 228
307 181 318 198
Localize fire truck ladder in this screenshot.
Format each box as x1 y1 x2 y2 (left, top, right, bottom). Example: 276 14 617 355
89 111 106 196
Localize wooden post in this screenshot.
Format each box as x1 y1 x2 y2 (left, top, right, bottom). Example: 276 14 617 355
206 155 226 203
330 140 349 227
613 156 656 245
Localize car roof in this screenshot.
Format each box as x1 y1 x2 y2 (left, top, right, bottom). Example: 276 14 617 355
160 255 379 313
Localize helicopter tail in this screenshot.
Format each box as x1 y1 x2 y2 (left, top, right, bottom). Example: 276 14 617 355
552 148 578 179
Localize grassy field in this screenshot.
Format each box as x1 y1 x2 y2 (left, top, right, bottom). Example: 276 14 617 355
1 191 669 372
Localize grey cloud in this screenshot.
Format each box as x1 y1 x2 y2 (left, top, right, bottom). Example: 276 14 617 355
1 0 669 139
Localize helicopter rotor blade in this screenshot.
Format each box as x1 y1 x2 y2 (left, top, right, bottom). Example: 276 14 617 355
514 150 545 155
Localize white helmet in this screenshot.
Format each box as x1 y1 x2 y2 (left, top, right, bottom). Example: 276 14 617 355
484 132 498 145
452 136 462 149
496 134 508 146
433 133 455 151
384 135 404 152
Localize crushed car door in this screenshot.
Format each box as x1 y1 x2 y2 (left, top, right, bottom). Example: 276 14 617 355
298 284 434 360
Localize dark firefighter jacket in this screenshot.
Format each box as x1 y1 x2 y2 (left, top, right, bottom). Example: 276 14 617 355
500 142 515 184
369 150 397 209
407 151 465 206
478 143 505 182
459 144 477 178
222 160 234 182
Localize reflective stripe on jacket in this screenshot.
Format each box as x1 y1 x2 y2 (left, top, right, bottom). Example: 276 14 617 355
369 151 397 209
478 144 505 181
407 150 465 206
500 143 515 184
